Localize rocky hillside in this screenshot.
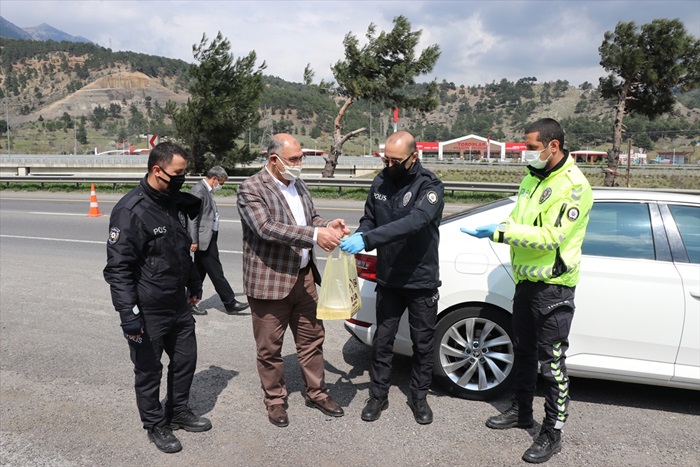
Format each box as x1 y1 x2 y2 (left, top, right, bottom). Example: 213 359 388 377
13 68 188 125
1 38 699 157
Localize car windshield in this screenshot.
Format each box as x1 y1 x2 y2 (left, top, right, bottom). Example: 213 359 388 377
442 197 516 223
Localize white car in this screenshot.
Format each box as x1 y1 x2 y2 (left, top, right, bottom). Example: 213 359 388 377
345 189 700 400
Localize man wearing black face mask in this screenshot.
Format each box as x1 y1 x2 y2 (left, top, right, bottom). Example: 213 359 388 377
104 142 211 454
340 131 444 425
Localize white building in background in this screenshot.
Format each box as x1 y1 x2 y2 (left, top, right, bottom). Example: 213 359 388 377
619 149 648 165
438 135 506 161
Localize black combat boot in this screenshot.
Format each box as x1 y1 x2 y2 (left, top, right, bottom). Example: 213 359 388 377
407 397 433 425
361 397 388 422
170 408 212 432
147 425 182 453
485 400 534 429
522 422 562 464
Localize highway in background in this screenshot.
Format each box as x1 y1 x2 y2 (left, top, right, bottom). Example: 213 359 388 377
1 191 698 466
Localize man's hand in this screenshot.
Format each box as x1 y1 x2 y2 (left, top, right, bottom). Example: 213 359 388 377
340 232 365 254
190 243 198 253
317 227 342 252
187 288 202 306
327 218 351 238
119 309 143 337
460 224 498 239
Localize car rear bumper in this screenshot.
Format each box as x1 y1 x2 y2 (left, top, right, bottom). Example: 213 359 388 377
344 319 375 347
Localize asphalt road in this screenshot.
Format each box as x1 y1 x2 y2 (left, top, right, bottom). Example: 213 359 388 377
0 190 698 467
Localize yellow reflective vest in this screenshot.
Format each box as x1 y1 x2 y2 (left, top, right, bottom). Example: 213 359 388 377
494 156 593 287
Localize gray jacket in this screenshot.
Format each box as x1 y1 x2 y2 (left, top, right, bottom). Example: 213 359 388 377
188 179 217 251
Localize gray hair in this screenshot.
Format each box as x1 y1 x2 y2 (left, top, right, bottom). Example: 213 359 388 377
206 166 228 181
267 137 286 158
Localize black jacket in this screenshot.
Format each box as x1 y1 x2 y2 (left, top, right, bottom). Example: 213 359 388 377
358 160 444 289
104 178 202 314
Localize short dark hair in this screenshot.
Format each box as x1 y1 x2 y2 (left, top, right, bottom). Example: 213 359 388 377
147 142 189 173
524 118 565 149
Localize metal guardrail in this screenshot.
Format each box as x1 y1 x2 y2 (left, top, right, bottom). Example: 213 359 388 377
1 176 698 196
0 175 521 194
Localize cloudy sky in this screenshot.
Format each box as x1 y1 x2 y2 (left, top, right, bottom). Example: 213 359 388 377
3 1 699 87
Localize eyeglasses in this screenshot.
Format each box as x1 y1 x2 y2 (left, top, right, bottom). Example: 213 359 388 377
273 153 306 165
384 152 416 166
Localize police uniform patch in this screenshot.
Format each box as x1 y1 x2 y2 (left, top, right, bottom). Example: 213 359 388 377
108 227 121 245
539 187 552 204
567 207 580 221
403 191 412 206
427 191 438 204
178 212 186 228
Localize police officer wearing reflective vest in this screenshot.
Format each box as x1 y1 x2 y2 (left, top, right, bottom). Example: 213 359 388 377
340 131 444 425
462 118 593 464
104 142 212 454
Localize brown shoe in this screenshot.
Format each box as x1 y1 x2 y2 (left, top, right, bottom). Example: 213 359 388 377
305 396 345 417
267 405 289 427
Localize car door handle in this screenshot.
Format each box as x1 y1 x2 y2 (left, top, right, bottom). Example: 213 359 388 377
691 291 700 301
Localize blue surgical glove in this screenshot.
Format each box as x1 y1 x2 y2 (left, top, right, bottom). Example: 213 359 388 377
460 224 498 239
340 232 365 254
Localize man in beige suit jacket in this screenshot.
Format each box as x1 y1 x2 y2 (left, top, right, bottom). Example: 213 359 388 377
237 134 349 427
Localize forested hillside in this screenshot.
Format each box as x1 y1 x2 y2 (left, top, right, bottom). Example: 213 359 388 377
1 38 699 157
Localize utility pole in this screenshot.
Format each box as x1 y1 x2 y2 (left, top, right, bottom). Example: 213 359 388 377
369 102 372 156
74 117 77 155
5 95 10 153
626 138 632 188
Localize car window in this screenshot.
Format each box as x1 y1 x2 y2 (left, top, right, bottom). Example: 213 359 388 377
668 205 700 264
582 202 655 260
443 197 515 224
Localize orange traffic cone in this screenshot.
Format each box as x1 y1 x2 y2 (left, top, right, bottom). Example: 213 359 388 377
87 183 104 217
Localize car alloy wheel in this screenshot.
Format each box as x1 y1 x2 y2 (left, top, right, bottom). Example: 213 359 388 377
433 306 514 400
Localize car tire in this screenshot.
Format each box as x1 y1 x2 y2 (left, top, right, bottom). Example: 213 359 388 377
433 306 515 401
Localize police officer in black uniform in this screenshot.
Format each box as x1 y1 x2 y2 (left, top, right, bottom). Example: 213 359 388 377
340 131 444 425
104 142 212 453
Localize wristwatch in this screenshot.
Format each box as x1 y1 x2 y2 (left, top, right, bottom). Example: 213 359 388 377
497 223 506 243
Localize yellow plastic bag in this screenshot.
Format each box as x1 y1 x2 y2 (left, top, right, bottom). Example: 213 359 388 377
316 249 362 320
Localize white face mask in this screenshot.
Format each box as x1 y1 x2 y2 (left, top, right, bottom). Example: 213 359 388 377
522 146 551 169
212 181 222 192
277 157 302 181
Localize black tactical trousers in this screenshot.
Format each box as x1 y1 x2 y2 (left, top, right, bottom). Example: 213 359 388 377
126 306 197 429
194 231 237 307
512 280 575 430
369 285 438 400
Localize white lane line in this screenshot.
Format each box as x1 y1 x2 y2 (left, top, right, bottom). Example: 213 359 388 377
23 216 358 229
0 235 104 244
216 249 330 261
0 236 331 261
219 219 359 229
29 212 99 216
